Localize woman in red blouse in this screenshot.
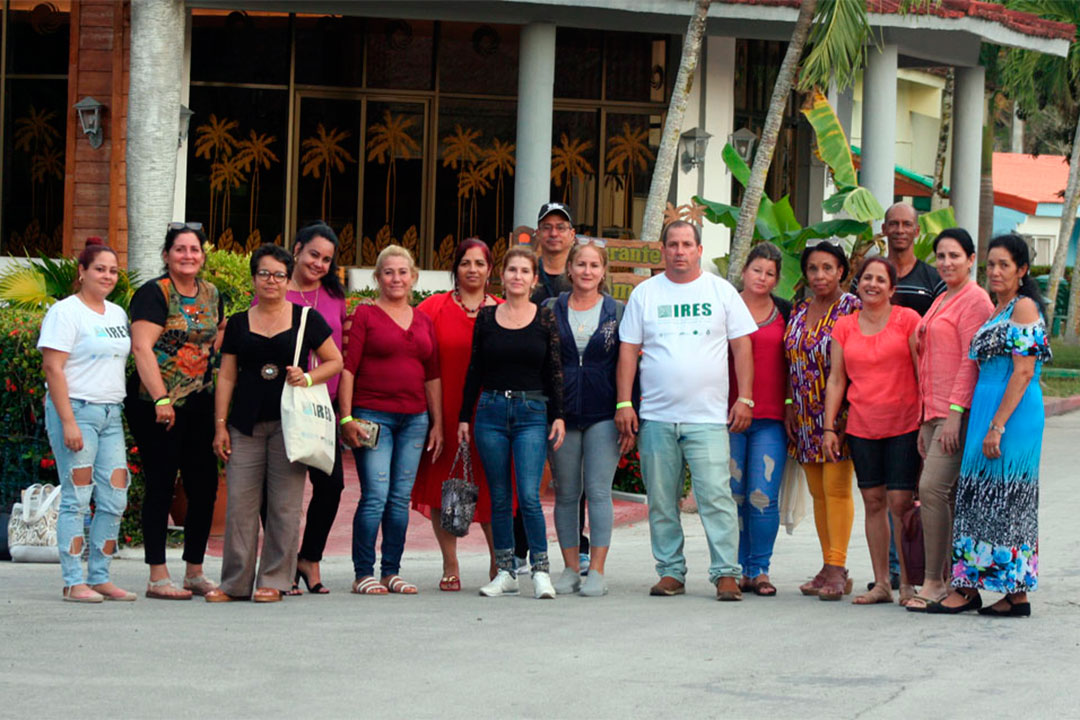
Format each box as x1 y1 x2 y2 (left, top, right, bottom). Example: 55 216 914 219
339 245 443 595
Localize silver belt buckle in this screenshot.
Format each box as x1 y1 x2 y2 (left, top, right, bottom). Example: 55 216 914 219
504 390 514 399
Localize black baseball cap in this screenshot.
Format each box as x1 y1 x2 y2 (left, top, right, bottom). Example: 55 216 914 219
537 202 573 225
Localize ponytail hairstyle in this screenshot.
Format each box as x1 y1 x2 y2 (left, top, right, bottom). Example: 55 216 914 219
987 233 1047 318
293 221 346 299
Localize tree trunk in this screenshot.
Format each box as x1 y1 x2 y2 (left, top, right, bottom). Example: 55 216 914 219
931 69 954 212
978 121 994 267
728 0 818 282
127 0 186 280
638 0 712 246
1045 113 1080 334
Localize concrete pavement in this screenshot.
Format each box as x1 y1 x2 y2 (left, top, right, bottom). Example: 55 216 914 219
2 411 1079 718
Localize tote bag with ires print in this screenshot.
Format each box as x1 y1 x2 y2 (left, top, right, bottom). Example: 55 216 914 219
280 306 336 474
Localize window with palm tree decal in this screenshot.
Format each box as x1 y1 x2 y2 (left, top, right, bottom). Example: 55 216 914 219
360 102 425 267
605 115 658 238
4 91 67 256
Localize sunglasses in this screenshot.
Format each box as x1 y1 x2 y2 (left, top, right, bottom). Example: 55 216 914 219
576 237 606 247
168 221 204 232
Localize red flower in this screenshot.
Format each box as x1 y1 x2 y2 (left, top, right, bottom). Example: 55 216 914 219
129 446 139 455
40 458 56 469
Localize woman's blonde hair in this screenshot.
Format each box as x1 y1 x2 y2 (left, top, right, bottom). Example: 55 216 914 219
502 245 538 274
373 244 419 283
566 241 611 294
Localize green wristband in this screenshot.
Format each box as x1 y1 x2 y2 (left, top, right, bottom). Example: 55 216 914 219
785 398 793 405
304 373 313 387
340 415 354 426
154 397 171 407
615 401 633 410
949 404 965 413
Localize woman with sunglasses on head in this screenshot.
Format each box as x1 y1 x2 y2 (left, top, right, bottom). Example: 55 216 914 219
905 229 993 611
257 222 348 595
823 257 922 607
411 239 502 591
927 234 1051 618
784 239 860 601
38 239 133 602
206 245 342 603
127 222 225 600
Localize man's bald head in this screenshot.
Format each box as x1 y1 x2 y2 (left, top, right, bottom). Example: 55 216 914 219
883 202 918 255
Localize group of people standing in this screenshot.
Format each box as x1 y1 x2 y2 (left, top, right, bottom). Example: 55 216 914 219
37 199 1049 616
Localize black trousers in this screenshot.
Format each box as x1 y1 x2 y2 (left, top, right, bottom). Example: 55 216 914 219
298 437 345 563
126 391 218 566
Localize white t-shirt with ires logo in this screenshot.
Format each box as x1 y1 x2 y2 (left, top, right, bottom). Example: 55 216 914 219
37 295 131 404
620 272 756 424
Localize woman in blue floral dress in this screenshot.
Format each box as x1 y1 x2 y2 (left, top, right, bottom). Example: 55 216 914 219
928 234 1051 617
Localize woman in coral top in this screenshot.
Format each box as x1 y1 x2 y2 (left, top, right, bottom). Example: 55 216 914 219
906 229 993 611
411 239 502 591
824 257 922 607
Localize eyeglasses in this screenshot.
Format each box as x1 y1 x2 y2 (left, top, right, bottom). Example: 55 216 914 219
255 269 288 282
538 223 571 233
577 237 606 247
168 221 204 232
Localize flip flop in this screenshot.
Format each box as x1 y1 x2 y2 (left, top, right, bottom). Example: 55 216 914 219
439 575 461 592
145 578 193 601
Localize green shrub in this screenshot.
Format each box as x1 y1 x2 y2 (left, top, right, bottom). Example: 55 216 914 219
0 255 138 311
202 244 254 316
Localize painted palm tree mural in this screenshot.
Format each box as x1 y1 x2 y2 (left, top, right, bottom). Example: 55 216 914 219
441 124 483 242
551 133 595 206
606 122 655 231
459 162 493 237
13 105 63 238
366 110 421 231
479 138 515 240
235 130 280 237
301 123 357 224
194 114 239 241
209 154 247 243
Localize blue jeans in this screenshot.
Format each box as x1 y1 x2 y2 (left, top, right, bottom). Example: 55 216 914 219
638 420 740 584
44 397 128 587
728 419 786 578
351 410 428 579
473 391 550 572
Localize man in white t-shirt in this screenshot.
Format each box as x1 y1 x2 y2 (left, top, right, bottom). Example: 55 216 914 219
616 221 757 600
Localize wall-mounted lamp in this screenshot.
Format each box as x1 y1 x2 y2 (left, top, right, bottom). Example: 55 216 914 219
679 127 712 173
179 105 195 148
729 127 758 164
73 96 104 149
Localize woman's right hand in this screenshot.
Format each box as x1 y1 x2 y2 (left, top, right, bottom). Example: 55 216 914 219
155 402 175 431
822 430 841 463
213 425 231 463
457 422 471 445
784 403 797 444
61 419 84 452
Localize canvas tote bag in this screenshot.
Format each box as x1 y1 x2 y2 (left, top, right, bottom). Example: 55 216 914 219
8 483 61 563
280 306 336 474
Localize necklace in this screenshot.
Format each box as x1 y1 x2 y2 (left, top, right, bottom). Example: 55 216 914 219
454 289 483 314
296 283 320 308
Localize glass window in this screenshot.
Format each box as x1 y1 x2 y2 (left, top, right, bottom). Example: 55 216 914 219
5 2 70 75
550 110 600 238
190 11 289 85
359 100 427 266
604 32 666 103
554 28 602 100
438 23 518 96
294 15 365 88
603 112 659 239
365 18 434 91
186 87 289 251
433 99 517 269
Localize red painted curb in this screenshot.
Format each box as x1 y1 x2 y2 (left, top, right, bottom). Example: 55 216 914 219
1045 394 1080 418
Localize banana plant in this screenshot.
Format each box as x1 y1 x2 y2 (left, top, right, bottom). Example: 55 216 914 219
913 206 958 262
0 254 137 310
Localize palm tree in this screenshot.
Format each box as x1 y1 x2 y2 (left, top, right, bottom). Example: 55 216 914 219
606 123 655 229
235 130 280 236
301 123 357 223
480 138 516 239
30 147 64 227
442 124 483 241
366 110 421 231
194 114 240 240
1001 0 1080 341
210 154 247 239
551 133 595 206
14 106 59 153
460 163 493 236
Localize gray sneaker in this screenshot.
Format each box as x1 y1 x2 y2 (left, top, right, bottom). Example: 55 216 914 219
479 570 519 597
553 567 581 595
579 569 608 597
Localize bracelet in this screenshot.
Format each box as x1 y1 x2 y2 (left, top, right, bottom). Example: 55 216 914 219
154 397 171 407
304 373 313 387
949 404 965 414
823 428 836 434
215 418 226 424
615 401 633 410
784 398 793 405
989 422 1006 435
339 415 355 426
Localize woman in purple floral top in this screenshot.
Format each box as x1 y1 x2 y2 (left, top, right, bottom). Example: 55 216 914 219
783 241 860 601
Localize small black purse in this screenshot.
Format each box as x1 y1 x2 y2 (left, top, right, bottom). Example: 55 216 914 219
440 441 479 538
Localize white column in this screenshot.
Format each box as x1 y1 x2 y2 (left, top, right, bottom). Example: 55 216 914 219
172 10 192 222
699 36 735 268
952 65 985 264
512 23 556 232
860 44 898 227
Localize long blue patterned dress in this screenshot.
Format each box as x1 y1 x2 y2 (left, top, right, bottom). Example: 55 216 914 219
951 297 1051 593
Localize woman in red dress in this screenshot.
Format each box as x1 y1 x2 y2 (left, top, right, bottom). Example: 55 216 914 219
412 239 502 590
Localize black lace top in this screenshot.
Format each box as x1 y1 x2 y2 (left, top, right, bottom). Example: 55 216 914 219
460 305 565 424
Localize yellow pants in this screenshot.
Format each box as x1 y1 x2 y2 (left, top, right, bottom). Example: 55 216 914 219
802 460 854 567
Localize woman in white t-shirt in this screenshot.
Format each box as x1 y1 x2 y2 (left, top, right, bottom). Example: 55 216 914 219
38 239 134 603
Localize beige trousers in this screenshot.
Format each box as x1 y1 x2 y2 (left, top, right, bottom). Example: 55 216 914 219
220 421 306 596
917 416 968 584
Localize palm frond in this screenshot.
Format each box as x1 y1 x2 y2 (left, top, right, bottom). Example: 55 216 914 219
35 254 79 298
799 0 874 92
0 263 51 309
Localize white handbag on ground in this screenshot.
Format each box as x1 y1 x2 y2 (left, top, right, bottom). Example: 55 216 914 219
8 483 62 563
778 454 809 535
280 306 336 474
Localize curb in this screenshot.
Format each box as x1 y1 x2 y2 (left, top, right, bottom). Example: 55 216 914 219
1045 394 1080 417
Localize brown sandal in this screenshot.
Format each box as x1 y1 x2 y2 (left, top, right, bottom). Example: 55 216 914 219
751 577 777 597
852 582 894 605
818 566 851 601
799 567 827 596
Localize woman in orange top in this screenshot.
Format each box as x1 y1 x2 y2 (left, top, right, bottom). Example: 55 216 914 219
824 257 921 606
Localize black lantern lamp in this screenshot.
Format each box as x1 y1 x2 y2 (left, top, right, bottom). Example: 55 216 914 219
679 127 712 173
74 97 104 149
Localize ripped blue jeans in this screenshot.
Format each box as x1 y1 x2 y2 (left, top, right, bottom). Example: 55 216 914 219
728 418 786 578
44 396 128 587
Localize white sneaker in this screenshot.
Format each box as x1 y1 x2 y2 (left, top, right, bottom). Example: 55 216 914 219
479 570 519 597
532 571 556 599
553 567 582 594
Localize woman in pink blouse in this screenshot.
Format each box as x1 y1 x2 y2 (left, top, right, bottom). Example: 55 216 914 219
906 229 993 611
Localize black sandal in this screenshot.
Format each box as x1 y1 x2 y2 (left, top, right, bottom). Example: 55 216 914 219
925 590 982 614
977 595 1030 617
297 568 330 595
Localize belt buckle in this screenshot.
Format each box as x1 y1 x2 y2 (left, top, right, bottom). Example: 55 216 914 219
503 390 514 399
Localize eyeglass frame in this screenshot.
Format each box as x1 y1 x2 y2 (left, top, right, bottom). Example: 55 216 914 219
254 269 289 282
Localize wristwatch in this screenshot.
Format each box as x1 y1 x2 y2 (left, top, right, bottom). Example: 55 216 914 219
737 397 755 408
989 422 1006 435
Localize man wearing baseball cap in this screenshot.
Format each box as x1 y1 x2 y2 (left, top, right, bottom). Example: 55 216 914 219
530 202 575 304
